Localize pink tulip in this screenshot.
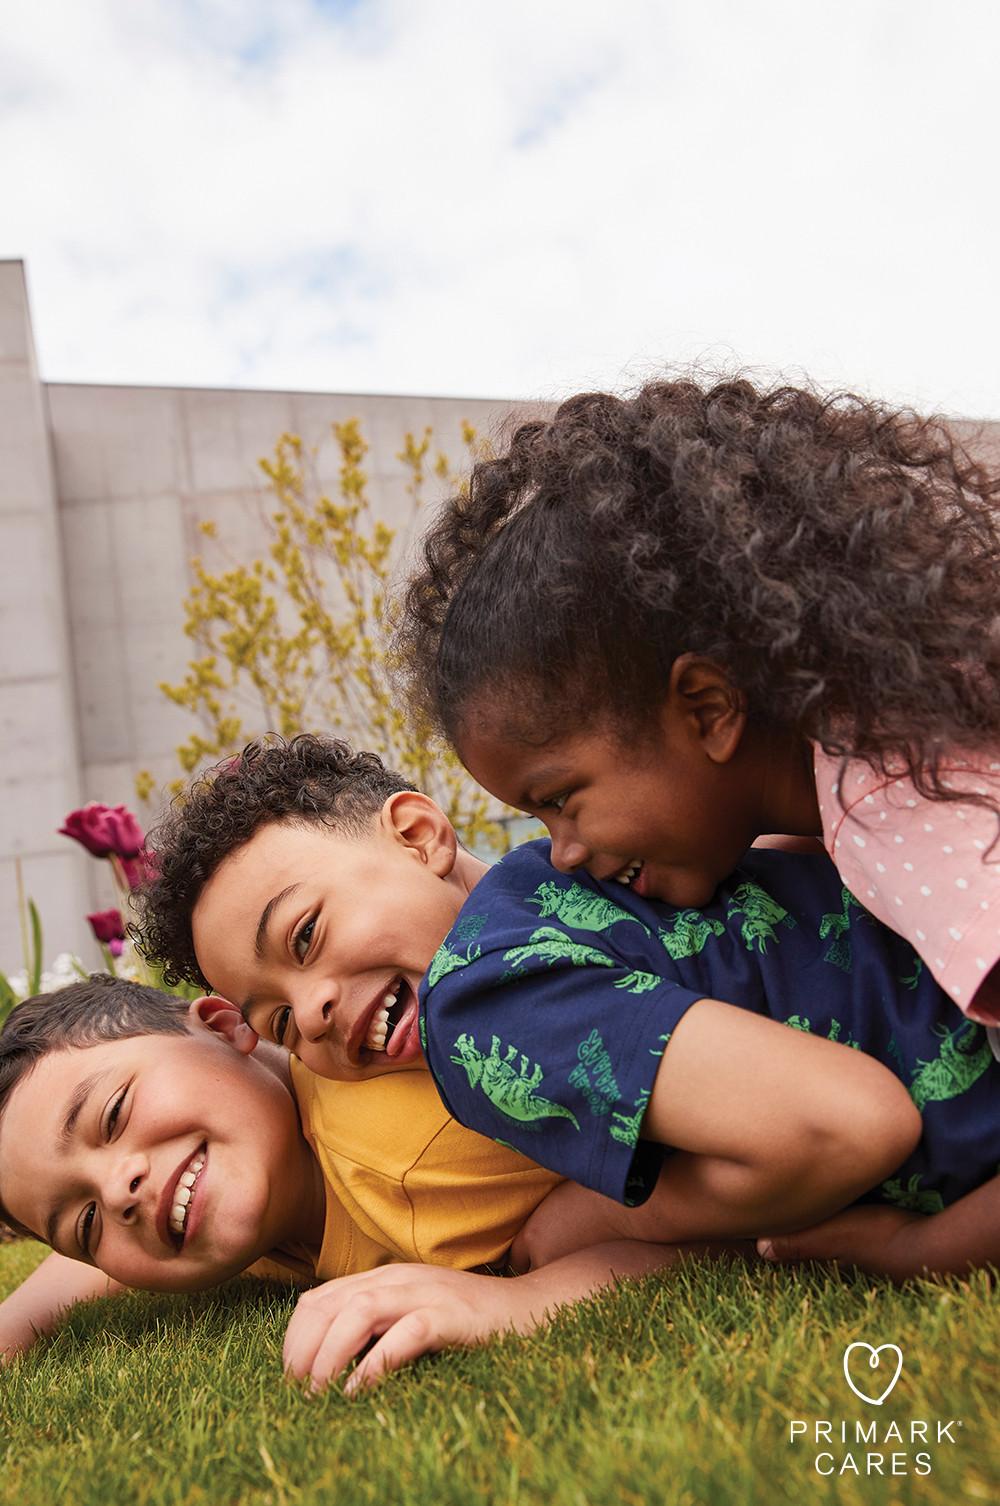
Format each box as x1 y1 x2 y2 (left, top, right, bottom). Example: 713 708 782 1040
87 908 126 957
59 803 145 860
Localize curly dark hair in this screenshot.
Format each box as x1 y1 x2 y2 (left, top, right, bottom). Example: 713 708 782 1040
133 734 415 988
0 975 190 1237
395 376 1000 812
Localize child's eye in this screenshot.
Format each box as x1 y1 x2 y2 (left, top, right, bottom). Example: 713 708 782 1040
104 1088 127 1139
540 791 569 813
293 917 316 962
78 1202 97 1258
271 1006 292 1046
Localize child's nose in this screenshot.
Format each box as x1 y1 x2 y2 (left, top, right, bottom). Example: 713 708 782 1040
109 1155 148 1222
297 985 338 1044
549 832 590 872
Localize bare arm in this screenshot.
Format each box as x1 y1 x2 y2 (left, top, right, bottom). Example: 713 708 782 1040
513 998 921 1269
636 997 921 1238
0 1251 124 1362
283 1239 748 1393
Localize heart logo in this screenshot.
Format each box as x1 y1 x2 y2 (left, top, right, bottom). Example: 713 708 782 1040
843 1342 904 1406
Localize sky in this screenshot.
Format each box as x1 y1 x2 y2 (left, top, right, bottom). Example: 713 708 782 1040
3 0 999 416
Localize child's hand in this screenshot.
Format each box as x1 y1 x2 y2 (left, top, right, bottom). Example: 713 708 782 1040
283 1264 535 1395
757 1206 924 1282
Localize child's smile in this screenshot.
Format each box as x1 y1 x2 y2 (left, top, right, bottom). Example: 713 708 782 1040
190 797 486 1080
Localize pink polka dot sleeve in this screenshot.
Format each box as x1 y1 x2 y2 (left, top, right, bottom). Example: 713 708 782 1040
813 745 1000 1025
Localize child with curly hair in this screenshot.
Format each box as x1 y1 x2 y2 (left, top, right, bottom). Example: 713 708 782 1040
395 377 1000 1031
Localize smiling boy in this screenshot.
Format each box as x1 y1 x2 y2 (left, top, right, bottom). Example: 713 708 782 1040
2 976 678 1379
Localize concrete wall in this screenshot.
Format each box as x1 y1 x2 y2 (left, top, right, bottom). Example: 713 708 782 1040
2 256 999 974
0 261 529 972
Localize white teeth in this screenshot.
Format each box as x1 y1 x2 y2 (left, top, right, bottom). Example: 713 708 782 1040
614 860 642 886
168 1152 206 1238
365 984 403 1052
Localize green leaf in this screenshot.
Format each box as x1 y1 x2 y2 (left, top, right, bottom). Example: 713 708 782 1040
27 899 43 996
0 968 18 1027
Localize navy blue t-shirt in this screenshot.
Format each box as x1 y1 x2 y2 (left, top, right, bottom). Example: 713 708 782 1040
419 842 999 1208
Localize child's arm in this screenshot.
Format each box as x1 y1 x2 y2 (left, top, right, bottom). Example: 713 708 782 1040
757 1174 1000 1282
0 1251 124 1361
283 1240 747 1394
620 997 920 1240
516 998 921 1267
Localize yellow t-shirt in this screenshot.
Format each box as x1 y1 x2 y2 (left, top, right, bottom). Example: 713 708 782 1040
281 1060 561 1280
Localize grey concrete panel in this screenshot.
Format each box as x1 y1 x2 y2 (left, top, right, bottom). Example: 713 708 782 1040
60 500 119 627
0 511 66 681
0 369 54 514
0 262 33 370
47 385 189 504
181 388 298 495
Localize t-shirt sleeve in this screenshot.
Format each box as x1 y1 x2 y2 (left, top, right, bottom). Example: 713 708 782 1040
421 923 705 1206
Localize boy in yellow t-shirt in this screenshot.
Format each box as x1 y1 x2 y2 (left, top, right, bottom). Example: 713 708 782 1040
0 975 569 1361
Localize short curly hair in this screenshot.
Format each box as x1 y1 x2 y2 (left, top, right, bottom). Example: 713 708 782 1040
395 376 1000 811
133 735 415 988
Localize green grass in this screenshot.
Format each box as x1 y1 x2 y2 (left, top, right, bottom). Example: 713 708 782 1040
2 1240 998 1506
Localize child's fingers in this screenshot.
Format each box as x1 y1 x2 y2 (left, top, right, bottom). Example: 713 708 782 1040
344 1305 456 1395
284 1277 458 1387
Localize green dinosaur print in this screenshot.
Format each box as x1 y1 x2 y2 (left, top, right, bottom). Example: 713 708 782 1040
886 1033 906 1074
616 970 661 993
527 881 650 936
609 1089 651 1148
453 912 487 943
649 1032 671 1057
899 956 924 991
908 1021 993 1110
503 927 660 995
784 1015 860 1050
818 886 867 971
880 1173 945 1215
568 1028 621 1116
450 1032 580 1130
727 881 796 954
418 1012 427 1051
426 938 482 989
658 909 726 959
504 925 615 973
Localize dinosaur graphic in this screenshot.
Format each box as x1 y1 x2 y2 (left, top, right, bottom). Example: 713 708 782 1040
784 1014 861 1050
503 927 661 995
527 881 650 936
609 1090 651 1148
818 886 867 971
450 1033 580 1129
616 970 661 993
426 938 482 989
880 1173 945 1215
908 1021 993 1110
899 956 924 991
726 881 796 954
658 910 725 960
649 1032 671 1058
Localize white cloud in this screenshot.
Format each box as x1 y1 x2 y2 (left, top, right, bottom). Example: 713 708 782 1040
2 0 999 415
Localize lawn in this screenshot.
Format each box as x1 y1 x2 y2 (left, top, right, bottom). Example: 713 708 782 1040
2 1239 997 1506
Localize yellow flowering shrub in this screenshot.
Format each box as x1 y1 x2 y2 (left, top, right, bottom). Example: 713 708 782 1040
149 419 509 851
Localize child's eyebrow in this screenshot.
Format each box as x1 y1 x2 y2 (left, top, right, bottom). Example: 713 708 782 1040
44 1069 109 1249
58 1070 107 1151
254 884 302 958
520 764 571 802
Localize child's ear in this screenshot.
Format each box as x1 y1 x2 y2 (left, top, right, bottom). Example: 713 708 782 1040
187 995 259 1056
667 654 747 764
380 791 458 877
